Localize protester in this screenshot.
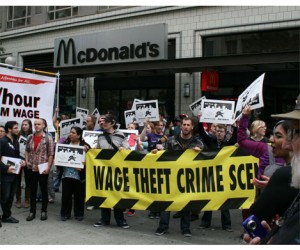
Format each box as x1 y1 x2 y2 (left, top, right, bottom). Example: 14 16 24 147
15 119 33 209
244 94 300 244
25 118 54 221
0 125 6 139
59 127 90 221
140 118 167 219
0 121 25 224
197 119 237 232
93 113 130 229
154 117 204 237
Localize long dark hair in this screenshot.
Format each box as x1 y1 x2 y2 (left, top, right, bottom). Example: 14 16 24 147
64 126 84 144
18 119 33 137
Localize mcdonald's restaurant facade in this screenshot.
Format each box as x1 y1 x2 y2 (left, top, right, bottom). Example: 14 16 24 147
0 6 299 127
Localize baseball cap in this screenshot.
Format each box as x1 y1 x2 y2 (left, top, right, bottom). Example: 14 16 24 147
271 95 300 120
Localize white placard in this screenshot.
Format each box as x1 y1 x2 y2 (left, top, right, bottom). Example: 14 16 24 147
200 99 235 125
54 144 85 169
1 156 22 174
133 99 159 125
38 162 48 174
119 129 139 150
82 130 103 148
234 73 265 121
18 136 27 158
59 117 83 139
124 110 137 128
189 96 206 116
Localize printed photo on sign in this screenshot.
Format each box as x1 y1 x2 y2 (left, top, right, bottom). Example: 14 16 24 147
189 96 206 116
234 73 265 121
124 110 137 128
133 100 159 125
1 156 22 174
0 67 56 132
119 129 139 150
60 117 83 139
91 108 101 131
18 136 27 158
82 130 103 148
200 99 235 125
54 144 85 169
76 107 89 127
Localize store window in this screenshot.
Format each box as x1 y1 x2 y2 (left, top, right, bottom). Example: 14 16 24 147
48 6 78 21
7 6 31 29
203 28 299 57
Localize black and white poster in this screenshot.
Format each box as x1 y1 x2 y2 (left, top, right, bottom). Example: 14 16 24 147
124 110 137 128
54 144 85 169
1 156 22 174
18 136 27 158
60 117 83 139
200 99 235 124
119 129 139 150
189 96 206 116
82 130 103 149
234 73 265 121
76 107 89 127
133 100 159 125
91 108 101 131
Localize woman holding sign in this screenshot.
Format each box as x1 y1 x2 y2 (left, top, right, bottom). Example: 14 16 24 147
59 127 90 221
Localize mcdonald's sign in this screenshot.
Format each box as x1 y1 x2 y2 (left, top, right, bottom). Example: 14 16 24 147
201 70 219 92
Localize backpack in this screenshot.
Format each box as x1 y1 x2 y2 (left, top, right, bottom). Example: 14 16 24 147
263 145 283 177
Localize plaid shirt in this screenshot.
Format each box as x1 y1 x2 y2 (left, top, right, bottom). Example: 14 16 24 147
25 132 54 172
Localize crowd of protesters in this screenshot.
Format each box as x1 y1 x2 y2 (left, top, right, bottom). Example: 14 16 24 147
0 95 299 245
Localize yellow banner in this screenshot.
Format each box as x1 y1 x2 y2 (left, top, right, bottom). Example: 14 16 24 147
86 146 258 211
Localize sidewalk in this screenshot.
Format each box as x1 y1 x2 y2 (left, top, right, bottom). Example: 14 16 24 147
1 190 246 245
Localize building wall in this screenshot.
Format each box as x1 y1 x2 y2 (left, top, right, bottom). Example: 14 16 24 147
0 6 299 116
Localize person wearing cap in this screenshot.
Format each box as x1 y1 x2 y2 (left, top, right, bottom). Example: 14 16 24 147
244 95 300 245
93 113 131 229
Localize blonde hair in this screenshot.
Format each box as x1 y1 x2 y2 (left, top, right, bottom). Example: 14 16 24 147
250 120 265 137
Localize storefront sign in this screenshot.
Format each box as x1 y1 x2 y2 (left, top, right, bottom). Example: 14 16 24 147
54 24 168 68
201 70 219 92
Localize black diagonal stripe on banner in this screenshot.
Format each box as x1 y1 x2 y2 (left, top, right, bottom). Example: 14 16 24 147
156 150 184 162
147 201 173 212
180 200 210 211
218 197 248 210
193 149 218 161
95 149 118 160
86 196 106 207
230 147 250 157
124 151 147 161
113 199 139 210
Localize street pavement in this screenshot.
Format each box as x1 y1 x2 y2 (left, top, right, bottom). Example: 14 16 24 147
1 189 247 245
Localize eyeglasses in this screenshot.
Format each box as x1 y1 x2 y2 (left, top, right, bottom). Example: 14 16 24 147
288 129 300 140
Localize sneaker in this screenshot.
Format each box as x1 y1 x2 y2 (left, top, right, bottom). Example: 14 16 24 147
119 221 130 229
86 206 95 211
40 212 47 221
2 216 19 223
182 229 192 237
148 212 155 219
61 216 68 221
223 227 233 232
93 220 103 227
48 198 54 204
127 210 135 217
155 227 167 236
26 213 36 222
198 224 210 229
15 200 21 208
155 212 160 219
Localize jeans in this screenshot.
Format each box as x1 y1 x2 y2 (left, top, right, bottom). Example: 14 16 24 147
0 174 18 219
159 211 191 231
201 210 231 229
101 208 126 225
28 169 49 214
53 166 62 190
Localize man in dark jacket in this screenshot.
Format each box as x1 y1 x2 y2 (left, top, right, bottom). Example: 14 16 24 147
155 117 204 237
0 121 25 224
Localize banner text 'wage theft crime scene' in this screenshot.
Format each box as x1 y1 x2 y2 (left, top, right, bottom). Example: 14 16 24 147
86 146 258 212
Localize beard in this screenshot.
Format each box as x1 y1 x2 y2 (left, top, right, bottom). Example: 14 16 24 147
291 152 300 189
